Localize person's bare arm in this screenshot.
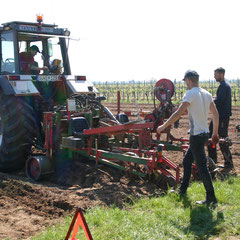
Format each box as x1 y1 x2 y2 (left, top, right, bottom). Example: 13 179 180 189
209 102 219 143
157 102 189 134
31 65 48 71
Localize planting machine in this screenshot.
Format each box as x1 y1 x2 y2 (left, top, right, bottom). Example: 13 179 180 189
27 77 185 185
0 16 204 186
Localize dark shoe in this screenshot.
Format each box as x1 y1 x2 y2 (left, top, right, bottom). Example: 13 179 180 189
196 199 217 205
218 163 234 169
224 163 234 169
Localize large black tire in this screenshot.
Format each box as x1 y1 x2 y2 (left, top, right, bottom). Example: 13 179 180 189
0 95 36 172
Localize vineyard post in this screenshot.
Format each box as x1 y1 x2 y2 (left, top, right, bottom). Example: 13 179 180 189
117 91 121 114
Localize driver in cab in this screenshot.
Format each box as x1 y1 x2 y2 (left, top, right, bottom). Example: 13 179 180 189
19 45 48 74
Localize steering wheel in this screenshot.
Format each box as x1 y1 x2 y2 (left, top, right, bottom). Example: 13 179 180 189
2 58 15 73
5 58 15 64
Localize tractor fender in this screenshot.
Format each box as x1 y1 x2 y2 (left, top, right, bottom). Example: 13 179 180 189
0 75 15 95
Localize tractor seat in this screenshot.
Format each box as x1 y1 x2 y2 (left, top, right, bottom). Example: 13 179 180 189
70 117 89 138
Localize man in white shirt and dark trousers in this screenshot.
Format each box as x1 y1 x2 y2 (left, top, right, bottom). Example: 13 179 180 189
157 70 219 205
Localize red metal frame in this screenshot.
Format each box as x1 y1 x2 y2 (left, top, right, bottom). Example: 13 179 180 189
83 122 154 136
43 112 55 160
83 121 182 183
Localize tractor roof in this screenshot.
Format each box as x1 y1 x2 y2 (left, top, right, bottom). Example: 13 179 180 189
2 21 57 28
1 21 70 36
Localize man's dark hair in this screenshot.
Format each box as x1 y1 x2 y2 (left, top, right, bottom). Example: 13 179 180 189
188 75 199 83
183 70 199 83
30 45 40 53
215 67 225 75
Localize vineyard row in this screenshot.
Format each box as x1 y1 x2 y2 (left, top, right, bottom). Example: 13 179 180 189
95 79 240 105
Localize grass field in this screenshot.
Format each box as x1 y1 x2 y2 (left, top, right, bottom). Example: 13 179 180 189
32 176 240 240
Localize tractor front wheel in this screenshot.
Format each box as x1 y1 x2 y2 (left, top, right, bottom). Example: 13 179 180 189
0 95 36 172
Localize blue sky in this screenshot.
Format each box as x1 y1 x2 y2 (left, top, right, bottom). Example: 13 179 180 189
1 0 240 82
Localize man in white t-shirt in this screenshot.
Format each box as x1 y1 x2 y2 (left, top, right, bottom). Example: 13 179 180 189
157 70 219 205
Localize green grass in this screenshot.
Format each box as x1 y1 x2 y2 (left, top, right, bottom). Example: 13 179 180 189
33 176 240 240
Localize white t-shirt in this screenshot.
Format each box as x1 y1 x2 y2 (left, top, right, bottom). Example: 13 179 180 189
182 87 213 136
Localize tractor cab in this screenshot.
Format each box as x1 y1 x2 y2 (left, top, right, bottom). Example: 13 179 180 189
0 18 71 75
0 16 97 96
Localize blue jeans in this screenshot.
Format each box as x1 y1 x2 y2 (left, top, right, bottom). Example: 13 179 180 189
180 133 216 200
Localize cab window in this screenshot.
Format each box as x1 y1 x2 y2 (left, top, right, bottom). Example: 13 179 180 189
18 32 64 74
47 37 64 74
1 31 16 74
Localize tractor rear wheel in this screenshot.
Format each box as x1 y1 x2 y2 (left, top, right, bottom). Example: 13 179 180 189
0 95 36 172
